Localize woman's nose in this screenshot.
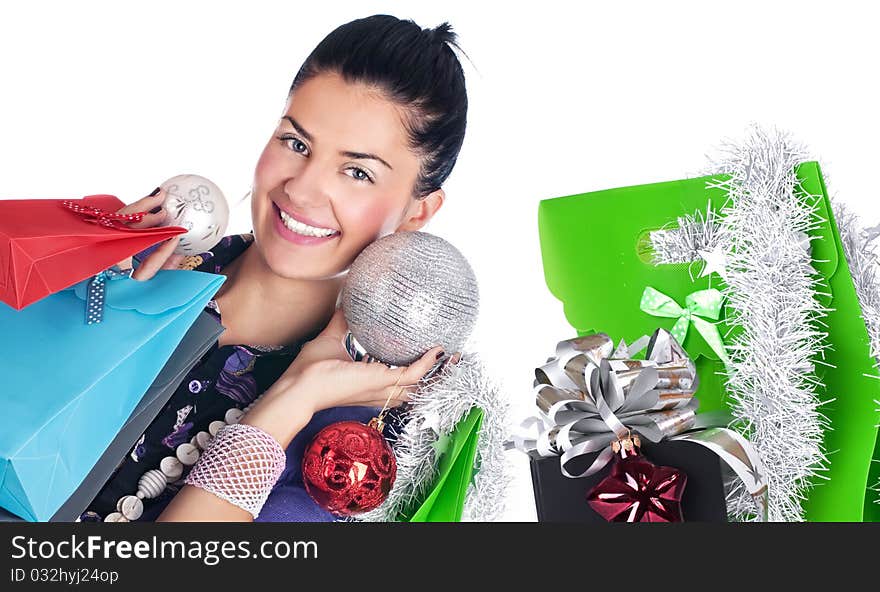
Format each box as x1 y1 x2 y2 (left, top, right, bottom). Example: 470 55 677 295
283 160 329 208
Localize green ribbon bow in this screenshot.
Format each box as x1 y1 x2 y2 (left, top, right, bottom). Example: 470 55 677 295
640 286 731 368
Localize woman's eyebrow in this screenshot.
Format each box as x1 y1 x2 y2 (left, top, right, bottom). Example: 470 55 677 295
341 151 393 170
280 116 313 142
281 115 392 170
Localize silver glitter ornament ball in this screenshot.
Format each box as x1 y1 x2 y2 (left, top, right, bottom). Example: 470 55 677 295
342 231 479 366
159 174 229 256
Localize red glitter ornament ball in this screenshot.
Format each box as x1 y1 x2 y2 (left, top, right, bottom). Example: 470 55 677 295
586 449 687 522
301 420 397 516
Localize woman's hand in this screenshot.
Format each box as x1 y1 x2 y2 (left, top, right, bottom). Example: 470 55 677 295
114 187 184 280
160 310 440 523
240 308 443 447
287 308 444 409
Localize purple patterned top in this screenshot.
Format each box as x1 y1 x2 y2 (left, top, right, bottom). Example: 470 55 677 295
81 234 398 522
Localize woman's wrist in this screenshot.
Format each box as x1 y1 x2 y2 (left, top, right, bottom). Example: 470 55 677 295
239 376 315 449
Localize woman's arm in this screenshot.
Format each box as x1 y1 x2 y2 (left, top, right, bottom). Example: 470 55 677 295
156 377 313 522
156 325 443 522
156 481 256 522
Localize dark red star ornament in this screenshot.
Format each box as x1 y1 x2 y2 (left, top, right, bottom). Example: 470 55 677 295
586 435 687 522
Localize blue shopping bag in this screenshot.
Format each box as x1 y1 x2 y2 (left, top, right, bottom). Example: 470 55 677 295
0 269 224 521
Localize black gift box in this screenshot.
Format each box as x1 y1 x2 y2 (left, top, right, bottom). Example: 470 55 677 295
529 439 728 522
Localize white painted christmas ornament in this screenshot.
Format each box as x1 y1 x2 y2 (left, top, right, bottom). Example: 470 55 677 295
159 174 229 256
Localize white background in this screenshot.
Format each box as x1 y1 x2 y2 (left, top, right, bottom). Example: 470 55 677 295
2 1 878 521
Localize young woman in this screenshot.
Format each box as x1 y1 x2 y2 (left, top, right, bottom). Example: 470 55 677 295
82 14 469 522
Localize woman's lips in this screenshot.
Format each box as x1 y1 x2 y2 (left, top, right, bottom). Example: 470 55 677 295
271 203 340 246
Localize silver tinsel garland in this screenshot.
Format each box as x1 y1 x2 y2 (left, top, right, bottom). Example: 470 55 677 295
832 202 880 505
711 128 831 521
835 202 880 371
650 206 723 265
650 126 830 521
358 355 511 522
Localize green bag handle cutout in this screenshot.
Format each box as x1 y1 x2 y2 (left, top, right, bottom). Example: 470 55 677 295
403 406 484 522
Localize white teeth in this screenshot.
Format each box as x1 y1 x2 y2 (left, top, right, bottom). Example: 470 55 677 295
279 209 337 238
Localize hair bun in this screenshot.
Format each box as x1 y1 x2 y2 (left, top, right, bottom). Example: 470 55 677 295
427 22 458 47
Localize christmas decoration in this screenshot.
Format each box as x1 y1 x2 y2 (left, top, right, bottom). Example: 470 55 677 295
833 203 880 506
301 420 397 516
697 244 728 281
159 174 229 256
358 355 510 522
639 286 730 368
586 435 686 522
512 328 767 521
341 231 479 366
338 231 506 522
537 124 880 520
649 127 829 520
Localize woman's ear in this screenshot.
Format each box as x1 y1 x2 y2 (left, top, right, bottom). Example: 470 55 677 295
398 188 445 232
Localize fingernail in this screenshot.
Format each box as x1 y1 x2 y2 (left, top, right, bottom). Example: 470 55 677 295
149 206 162 214
435 350 445 360
148 187 161 197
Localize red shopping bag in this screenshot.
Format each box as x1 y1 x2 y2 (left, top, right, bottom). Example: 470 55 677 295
0 194 186 310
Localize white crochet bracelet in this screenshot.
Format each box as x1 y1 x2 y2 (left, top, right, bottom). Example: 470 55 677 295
184 423 287 519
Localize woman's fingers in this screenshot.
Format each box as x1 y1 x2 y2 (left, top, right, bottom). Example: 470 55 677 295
126 209 168 230
368 345 444 407
399 345 445 386
117 187 164 215
110 188 178 275
131 237 181 281
297 345 444 412
117 187 167 229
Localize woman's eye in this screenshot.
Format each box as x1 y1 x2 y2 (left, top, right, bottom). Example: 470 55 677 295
276 135 309 156
345 166 374 184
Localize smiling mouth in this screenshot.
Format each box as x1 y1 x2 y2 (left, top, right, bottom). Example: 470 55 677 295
274 204 340 238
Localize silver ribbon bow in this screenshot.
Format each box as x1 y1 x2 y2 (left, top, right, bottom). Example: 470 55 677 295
513 328 769 521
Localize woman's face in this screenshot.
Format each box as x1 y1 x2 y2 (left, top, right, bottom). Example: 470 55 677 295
251 71 434 280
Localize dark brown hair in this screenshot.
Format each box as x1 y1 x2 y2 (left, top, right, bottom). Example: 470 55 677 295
290 15 468 198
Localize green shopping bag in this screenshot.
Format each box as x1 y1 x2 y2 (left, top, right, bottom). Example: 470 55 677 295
403 406 484 522
537 162 880 521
